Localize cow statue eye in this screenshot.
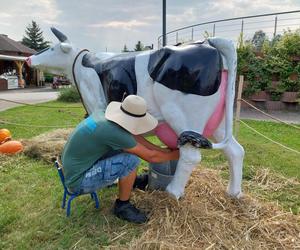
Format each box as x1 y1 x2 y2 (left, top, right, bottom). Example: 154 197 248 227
51 48 54 51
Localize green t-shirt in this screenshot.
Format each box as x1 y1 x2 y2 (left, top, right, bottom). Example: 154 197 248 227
61 111 137 190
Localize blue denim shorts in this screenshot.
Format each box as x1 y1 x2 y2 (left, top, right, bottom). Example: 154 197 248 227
77 153 140 194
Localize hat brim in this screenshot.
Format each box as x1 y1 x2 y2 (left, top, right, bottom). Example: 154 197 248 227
105 101 158 135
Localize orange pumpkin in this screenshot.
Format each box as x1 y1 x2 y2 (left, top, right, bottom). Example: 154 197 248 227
0 140 23 154
0 129 12 144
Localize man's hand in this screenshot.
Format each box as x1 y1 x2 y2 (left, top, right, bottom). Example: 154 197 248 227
124 143 179 163
133 135 173 153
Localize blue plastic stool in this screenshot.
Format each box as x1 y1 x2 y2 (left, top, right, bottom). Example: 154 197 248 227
54 160 100 217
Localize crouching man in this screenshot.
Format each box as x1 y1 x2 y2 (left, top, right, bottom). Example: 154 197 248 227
61 95 179 223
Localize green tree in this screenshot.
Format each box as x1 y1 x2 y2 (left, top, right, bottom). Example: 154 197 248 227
134 41 145 51
22 20 50 51
122 44 129 52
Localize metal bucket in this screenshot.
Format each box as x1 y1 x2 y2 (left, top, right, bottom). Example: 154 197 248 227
148 160 178 190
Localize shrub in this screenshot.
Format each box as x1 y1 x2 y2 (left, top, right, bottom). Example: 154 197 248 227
238 29 300 95
275 29 300 58
281 79 300 92
237 43 255 75
57 86 81 102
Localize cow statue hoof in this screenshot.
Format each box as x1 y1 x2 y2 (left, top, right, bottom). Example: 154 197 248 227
166 183 184 200
227 188 243 199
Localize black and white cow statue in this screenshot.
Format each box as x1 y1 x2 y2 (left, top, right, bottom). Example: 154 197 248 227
27 27 245 199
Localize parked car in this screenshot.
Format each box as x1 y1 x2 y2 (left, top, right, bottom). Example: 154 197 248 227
52 76 71 89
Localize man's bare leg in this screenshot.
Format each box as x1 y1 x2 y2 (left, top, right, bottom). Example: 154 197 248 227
118 169 137 201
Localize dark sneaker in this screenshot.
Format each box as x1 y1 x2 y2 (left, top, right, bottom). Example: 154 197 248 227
113 200 148 224
133 173 148 191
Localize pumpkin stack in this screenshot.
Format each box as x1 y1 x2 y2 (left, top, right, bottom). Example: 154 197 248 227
0 129 23 154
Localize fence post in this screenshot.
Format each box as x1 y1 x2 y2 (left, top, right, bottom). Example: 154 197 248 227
241 19 244 34
273 16 278 39
213 23 216 36
235 75 244 138
191 28 194 41
176 32 178 44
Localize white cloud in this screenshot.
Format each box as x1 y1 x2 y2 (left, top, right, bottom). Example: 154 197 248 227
0 13 12 18
0 21 10 26
1 0 300 52
143 15 160 21
88 19 149 30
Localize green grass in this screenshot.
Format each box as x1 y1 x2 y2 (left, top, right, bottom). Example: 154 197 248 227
202 119 300 214
0 102 300 248
0 155 141 249
204 119 300 179
0 101 85 139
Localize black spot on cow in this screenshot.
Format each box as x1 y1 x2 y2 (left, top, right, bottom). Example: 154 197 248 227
148 42 222 96
82 52 139 102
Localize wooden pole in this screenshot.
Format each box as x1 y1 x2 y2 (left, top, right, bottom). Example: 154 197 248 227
235 75 244 138
14 60 25 88
273 16 278 39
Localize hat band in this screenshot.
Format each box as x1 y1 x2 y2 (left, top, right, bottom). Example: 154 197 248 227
120 105 146 118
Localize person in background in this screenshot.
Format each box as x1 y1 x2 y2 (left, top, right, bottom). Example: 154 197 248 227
61 95 179 223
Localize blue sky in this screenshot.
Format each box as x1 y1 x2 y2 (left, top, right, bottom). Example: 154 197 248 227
0 0 300 52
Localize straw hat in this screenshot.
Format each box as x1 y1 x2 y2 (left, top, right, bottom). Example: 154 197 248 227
105 95 158 135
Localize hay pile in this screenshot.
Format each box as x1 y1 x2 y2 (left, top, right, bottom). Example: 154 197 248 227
19 129 300 248
127 169 300 249
22 128 73 163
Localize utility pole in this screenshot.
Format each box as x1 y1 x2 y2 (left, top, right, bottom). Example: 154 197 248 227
162 0 166 46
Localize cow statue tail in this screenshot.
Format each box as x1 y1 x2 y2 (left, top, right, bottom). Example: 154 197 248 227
207 38 237 149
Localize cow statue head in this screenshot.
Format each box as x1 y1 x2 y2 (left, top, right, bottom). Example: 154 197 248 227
26 27 79 76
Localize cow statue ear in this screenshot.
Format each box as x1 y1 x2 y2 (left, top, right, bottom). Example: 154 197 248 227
60 43 72 53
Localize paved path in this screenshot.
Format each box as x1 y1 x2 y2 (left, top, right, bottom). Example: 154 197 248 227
0 87 299 124
0 87 59 111
240 109 300 124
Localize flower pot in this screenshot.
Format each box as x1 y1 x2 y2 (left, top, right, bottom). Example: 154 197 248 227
265 101 284 111
283 102 300 111
289 72 298 81
250 91 270 101
281 92 299 103
240 99 254 109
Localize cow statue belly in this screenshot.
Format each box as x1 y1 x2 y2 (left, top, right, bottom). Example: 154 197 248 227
27 27 245 200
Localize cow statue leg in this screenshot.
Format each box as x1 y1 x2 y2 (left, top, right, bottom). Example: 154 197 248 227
213 120 244 198
152 81 219 199
166 144 201 199
155 101 207 200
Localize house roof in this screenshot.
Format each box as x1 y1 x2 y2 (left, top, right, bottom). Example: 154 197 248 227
0 54 27 61
0 34 36 55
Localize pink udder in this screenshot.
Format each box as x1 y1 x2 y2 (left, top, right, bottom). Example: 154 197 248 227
203 70 227 137
154 123 178 149
154 70 228 147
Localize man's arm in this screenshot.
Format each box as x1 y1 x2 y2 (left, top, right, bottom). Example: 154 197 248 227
133 135 170 152
124 143 179 163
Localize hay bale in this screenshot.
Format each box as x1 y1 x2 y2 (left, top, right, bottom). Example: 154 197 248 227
22 128 73 163
127 169 300 249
